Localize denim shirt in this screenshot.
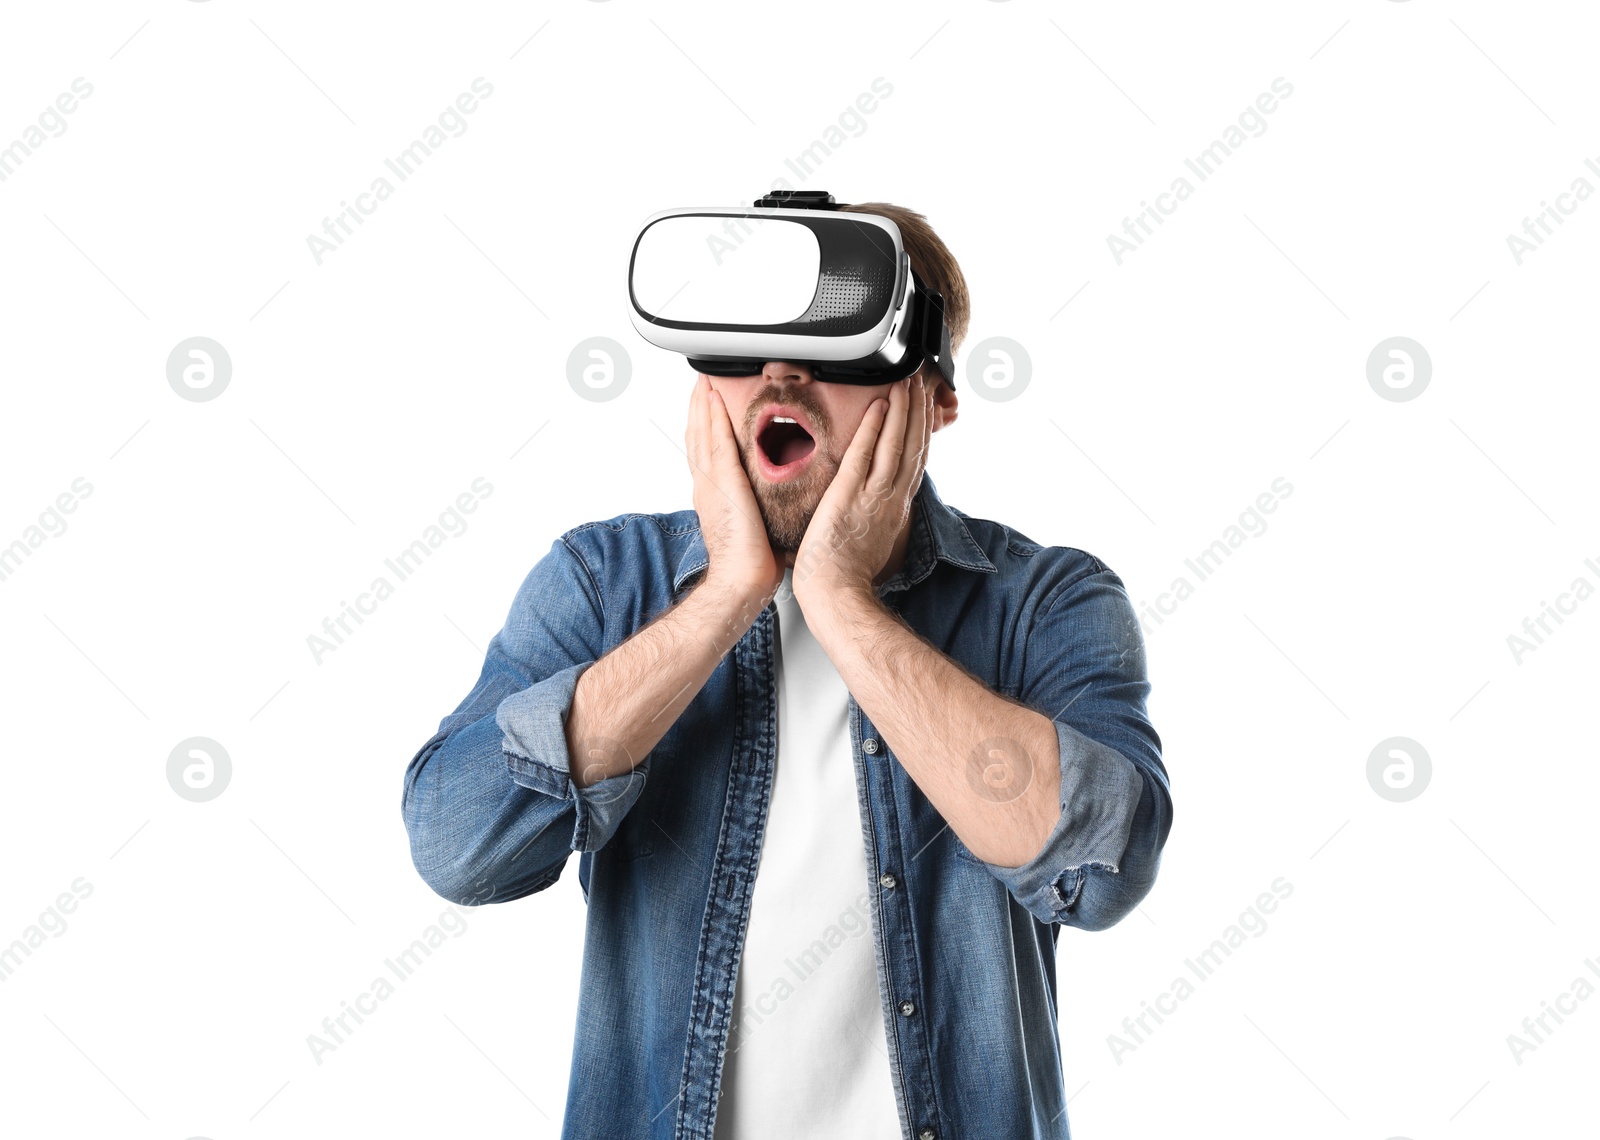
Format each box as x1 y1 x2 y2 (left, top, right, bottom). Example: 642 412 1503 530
401 471 1172 1140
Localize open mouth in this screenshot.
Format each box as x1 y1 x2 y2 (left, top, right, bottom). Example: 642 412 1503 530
757 415 816 469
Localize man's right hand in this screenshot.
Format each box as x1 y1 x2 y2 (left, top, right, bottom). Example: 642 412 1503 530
685 374 783 608
556 376 783 792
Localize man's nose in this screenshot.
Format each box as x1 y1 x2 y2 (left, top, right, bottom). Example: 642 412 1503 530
761 361 814 383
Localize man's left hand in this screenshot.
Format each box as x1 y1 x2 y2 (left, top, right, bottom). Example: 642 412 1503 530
791 373 932 616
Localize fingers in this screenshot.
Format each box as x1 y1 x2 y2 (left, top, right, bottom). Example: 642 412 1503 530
845 389 890 490
686 373 707 472
688 374 737 485
707 385 740 477
904 375 932 497
868 376 913 507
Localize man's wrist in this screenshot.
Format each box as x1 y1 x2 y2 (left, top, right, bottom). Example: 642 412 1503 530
799 581 888 647
691 572 774 650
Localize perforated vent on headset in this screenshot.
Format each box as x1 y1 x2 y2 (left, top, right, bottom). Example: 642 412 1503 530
792 265 896 333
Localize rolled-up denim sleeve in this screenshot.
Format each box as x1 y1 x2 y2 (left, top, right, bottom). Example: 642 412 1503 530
401 533 645 905
496 658 652 854
977 559 1172 930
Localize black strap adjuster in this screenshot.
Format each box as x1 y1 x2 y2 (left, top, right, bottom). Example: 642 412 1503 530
752 189 840 210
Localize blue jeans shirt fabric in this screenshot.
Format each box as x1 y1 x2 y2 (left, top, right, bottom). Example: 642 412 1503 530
401 471 1173 1140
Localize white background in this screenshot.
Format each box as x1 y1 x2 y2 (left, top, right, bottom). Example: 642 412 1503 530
1 1 1596 1137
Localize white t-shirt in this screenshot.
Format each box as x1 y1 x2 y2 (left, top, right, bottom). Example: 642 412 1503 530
712 567 903 1139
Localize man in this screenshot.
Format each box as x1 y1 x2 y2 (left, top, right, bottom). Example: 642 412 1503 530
402 201 1172 1140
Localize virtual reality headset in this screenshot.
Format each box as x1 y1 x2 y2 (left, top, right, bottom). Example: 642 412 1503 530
626 190 956 387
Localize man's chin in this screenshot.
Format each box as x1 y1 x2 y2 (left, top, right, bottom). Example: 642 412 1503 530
751 487 817 556
745 447 833 554
759 514 811 558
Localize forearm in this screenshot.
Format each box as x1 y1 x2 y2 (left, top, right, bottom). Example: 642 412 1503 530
808 588 1063 868
404 708 579 904
566 574 763 789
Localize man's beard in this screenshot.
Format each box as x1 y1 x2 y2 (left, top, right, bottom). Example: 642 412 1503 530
739 384 837 556
740 441 838 555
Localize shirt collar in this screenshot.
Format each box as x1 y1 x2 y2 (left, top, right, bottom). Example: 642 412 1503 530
672 470 997 597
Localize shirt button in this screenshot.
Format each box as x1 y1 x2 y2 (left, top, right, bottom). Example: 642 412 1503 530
862 737 879 755
919 1130 937 1140
899 999 916 1017
879 873 897 889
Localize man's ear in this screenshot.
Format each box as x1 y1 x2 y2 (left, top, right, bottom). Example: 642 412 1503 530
923 371 959 432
